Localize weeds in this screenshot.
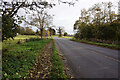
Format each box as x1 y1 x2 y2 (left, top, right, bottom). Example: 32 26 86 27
2 38 49 79
51 40 67 79
71 39 120 50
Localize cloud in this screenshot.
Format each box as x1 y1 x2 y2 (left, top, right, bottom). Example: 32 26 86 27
17 0 118 34
48 0 118 34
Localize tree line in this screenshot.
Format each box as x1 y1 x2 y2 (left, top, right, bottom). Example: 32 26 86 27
1 0 77 41
74 2 120 44
19 27 56 36
19 27 35 35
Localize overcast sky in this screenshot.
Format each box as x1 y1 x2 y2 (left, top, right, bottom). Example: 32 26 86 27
46 0 119 35
17 0 119 35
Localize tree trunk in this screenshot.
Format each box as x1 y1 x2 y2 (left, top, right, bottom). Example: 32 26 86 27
40 29 43 39
50 30 51 36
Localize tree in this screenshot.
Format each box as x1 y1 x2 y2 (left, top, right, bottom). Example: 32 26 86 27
73 2 119 42
2 15 19 41
63 32 68 36
48 27 53 36
52 29 56 35
57 27 64 37
74 32 80 39
36 29 39 35
48 25 56 36
1 1 26 41
1 0 78 40
25 27 35 35
1 0 54 41
19 27 26 35
30 7 53 39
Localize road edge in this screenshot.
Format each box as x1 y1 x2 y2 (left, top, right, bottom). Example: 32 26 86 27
53 39 74 78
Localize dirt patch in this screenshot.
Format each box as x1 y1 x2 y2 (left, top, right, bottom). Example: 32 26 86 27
28 40 53 79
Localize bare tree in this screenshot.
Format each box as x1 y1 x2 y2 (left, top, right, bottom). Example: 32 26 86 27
48 25 56 37
1 0 54 40
57 26 64 37
30 7 53 39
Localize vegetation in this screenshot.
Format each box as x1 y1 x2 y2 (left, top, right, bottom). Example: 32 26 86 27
19 27 35 35
73 2 120 43
29 7 53 39
2 35 37 49
48 27 56 36
2 35 67 79
63 32 68 36
2 15 19 41
3 0 119 79
51 40 67 79
1 1 24 41
1 0 75 40
62 36 73 39
2 35 49 79
1 0 54 41
58 27 64 37
35 29 39 35
71 38 120 50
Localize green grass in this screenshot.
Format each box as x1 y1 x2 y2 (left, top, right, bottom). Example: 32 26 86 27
51 40 67 79
61 36 73 39
2 35 38 49
14 35 37 40
0 41 2 50
2 36 49 79
71 39 120 50
2 35 67 79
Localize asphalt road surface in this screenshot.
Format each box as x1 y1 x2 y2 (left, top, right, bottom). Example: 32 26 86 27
53 37 119 78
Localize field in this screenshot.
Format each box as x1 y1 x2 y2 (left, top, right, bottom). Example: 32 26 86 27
2 35 38 49
61 36 73 39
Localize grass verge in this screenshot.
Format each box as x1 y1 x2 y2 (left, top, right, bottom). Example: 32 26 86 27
51 40 67 79
2 37 49 79
2 35 38 49
61 36 73 39
71 39 120 50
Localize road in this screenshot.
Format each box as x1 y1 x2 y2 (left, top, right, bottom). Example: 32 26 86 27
53 37 119 78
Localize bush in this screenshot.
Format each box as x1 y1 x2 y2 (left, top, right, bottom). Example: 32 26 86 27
63 32 68 36
74 33 80 39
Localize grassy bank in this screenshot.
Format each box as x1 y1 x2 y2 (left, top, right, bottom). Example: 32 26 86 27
2 35 67 79
2 36 49 79
2 35 38 49
51 40 67 79
61 36 73 39
71 39 120 50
